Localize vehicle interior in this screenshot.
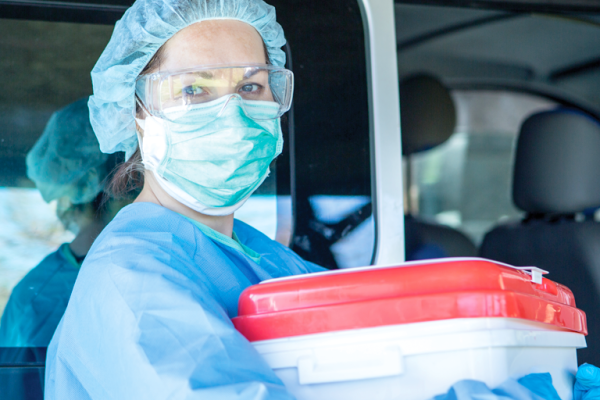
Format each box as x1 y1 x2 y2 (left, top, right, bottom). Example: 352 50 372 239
1 0 600 397
395 2 600 366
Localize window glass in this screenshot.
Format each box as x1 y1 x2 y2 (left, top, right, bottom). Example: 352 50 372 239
270 0 373 269
0 189 74 318
0 2 373 355
0 19 113 321
407 90 557 244
0 15 298 333
0 17 286 322
0 19 113 187
235 171 278 240
309 195 373 268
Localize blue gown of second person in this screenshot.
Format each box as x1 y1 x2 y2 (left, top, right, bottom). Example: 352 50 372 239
45 202 325 400
0 244 80 347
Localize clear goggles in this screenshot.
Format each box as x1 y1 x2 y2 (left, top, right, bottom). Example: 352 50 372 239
135 64 294 121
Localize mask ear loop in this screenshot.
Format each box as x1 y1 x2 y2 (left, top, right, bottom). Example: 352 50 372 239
133 94 168 209
134 95 147 158
135 95 152 123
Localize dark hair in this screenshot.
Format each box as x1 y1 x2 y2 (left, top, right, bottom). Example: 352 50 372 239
107 31 271 199
105 148 145 199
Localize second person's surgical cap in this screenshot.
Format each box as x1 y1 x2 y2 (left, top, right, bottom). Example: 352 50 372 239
89 0 287 158
27 98 110 205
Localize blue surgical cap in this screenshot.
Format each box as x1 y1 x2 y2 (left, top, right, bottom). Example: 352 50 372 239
89 0 287 158
27 98 110 205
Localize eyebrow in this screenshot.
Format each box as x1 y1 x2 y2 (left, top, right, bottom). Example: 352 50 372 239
198 71 214 79
243 68 265 79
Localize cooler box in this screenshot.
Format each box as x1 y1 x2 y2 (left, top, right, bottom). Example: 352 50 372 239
232 258 588 400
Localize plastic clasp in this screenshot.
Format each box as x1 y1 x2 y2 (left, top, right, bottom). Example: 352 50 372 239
511 266 549 284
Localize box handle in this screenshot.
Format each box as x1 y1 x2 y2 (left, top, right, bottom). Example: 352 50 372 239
297 345 403 384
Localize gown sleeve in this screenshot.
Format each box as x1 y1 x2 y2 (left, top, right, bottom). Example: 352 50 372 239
45 229 296 400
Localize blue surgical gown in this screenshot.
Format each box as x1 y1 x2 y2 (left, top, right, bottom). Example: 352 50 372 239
45 202 324 400
0 243 80 347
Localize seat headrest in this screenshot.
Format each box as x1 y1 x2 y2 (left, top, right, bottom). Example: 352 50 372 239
400 74 456 156
513 109 600 214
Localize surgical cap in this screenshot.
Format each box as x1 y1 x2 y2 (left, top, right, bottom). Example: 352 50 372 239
89 0 287 158
27 98 110 205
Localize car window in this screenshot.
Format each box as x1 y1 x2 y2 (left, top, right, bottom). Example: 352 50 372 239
271 0 373 269
395 3 600 254
406 90 557 244
176 0 375 266
0 19 114 319
0 189 73 318
235 173 278 240
0 0 374 329
0 18 283 324
308 195 373 268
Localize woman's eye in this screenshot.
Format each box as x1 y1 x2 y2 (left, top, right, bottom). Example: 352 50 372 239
183 85 205 96
240 84 260 93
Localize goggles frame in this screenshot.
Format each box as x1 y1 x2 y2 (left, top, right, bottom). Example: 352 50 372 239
135 64 294 121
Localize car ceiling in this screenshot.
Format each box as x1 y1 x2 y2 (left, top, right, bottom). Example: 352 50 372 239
395 3 600 116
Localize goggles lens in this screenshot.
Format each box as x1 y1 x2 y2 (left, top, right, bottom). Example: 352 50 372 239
136 66 293 121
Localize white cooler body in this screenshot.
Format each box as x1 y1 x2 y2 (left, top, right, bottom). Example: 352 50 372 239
253 318 586 400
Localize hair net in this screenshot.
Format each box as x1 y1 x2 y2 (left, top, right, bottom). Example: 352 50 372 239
89 0 287 158
26 98 111 205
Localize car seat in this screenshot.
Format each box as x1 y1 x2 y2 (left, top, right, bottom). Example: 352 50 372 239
479 109 600 365
400 73 477 260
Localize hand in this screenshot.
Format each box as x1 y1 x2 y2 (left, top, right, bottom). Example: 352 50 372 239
575 364 600 400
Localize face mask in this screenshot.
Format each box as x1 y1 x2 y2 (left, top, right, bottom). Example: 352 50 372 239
137 95 283 216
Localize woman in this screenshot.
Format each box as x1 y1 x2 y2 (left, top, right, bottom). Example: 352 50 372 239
44 1 323 398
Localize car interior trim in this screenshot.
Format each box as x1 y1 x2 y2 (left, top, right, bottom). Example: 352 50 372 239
358 0 405 265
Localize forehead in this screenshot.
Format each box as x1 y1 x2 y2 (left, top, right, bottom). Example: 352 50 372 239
160 19 267 72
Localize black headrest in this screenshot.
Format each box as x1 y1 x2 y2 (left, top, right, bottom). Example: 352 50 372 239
513 109 600 214
400 74 456 156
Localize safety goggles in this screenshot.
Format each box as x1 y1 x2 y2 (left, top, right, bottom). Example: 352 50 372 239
135 64 294 121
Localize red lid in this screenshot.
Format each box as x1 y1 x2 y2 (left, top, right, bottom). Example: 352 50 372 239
232 258 588 342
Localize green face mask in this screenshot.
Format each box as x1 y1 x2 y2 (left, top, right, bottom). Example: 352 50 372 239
138 95 283 216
